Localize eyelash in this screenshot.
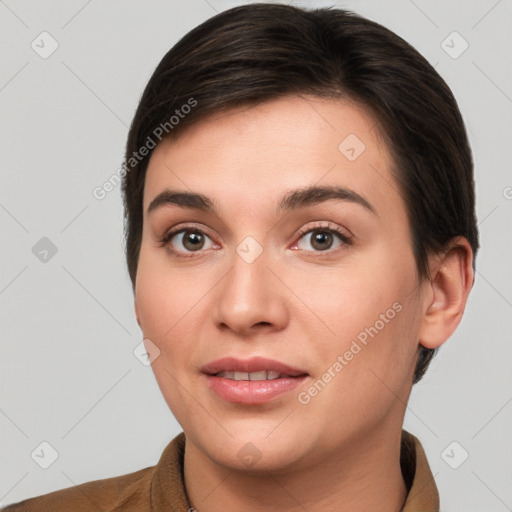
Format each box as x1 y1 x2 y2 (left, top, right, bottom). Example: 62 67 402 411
159 221 352 259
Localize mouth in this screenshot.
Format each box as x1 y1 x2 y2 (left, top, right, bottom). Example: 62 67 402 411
201 357 309 404
214 370 298 381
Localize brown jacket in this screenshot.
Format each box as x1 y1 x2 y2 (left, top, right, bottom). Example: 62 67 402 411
2 431 439 511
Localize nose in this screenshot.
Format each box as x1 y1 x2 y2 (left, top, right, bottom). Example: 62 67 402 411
213 247 289 337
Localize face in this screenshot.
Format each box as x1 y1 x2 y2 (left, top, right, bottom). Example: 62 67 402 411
135 95 427 473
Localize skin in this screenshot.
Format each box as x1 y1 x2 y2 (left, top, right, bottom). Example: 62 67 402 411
134 95 474 512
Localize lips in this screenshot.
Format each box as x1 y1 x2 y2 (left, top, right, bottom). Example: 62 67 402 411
201 356 308 378
201 357 309 404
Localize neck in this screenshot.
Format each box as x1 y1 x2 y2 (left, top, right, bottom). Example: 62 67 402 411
183 426 408 512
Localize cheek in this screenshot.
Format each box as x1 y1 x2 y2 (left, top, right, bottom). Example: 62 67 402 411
307 244 421 382
134 246 213 380
301 294 422 438
135 250 198 420
135 245 195 337
134 247 187 365
135 272 168 339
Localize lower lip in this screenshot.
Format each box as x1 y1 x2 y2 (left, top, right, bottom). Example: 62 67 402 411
204 374 307 404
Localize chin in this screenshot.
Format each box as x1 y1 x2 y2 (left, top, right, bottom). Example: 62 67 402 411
191 423 314 473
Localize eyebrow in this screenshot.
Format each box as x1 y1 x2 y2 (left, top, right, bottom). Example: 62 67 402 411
147 185 376 216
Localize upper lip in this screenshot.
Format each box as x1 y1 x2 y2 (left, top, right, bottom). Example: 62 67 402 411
201 357 308 377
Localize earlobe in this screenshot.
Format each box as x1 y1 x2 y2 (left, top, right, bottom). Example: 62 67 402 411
418 237 474 349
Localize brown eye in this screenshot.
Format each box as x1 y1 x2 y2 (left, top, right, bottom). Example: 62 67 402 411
310 231 334 251
164 228 216 256
181 230 205 251
295 227 348 253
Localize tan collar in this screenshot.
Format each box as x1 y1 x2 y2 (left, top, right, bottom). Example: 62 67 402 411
401 431 440 511
152 431 439 511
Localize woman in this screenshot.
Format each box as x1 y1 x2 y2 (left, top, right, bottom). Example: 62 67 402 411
3 3 477 511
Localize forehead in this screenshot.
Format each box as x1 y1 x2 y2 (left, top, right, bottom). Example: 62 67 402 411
143 95 401 218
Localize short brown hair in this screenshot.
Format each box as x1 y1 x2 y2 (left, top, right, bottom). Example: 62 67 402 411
122 3 479 383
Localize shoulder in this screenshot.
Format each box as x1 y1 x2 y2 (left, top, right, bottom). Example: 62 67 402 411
2 433 188 512
1 465 155 512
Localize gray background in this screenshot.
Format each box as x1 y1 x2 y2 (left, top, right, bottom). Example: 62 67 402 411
1 0 511 510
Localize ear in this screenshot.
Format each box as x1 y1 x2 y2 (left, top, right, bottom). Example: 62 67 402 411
418 237 474 349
